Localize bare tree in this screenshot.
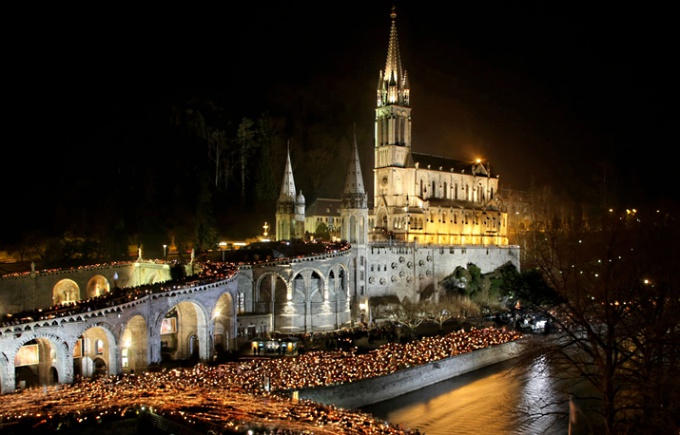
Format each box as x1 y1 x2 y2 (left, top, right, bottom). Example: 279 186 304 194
384 297 428 340
423 296 466 331
514 205 680 434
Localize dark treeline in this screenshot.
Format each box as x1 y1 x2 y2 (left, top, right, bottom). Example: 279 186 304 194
6 89 373 266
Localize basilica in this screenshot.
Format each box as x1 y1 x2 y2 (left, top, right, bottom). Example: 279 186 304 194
275 8 517 306
0 8 521 390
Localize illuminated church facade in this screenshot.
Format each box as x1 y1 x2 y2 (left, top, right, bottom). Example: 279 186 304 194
370 8 506 246
276 8 518 307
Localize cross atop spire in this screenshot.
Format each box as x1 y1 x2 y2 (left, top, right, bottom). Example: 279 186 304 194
377 6 410 107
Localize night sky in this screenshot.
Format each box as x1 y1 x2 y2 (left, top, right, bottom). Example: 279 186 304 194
4 1 674 241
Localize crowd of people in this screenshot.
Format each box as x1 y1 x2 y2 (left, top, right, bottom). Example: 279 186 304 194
0 241 348 328
0 326 522 434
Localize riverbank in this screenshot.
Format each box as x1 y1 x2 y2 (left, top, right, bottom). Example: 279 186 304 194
289 340 523 409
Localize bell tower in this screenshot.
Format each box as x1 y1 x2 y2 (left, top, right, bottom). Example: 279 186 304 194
374 6 412 205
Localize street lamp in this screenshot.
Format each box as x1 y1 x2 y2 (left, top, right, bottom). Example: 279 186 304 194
162 244 167 259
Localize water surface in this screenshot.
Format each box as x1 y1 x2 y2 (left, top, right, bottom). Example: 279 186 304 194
361 358 572 435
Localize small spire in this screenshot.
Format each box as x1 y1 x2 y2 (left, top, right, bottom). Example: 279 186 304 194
278 140 296 201
342 125 368 209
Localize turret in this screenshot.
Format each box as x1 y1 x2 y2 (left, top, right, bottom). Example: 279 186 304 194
341 130 368 244
276 144 303 241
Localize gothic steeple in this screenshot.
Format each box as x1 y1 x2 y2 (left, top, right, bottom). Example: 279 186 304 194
278 144 296 202
377 6 410 108
374 4 413 199
341 130 369 245
276 143 305 241
342 129 367 209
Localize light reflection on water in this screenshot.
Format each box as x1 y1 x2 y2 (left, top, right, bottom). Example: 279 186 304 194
361 357 570 435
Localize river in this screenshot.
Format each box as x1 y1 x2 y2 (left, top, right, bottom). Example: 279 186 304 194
361 356 584 435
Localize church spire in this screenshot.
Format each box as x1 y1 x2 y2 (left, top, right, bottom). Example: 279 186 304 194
276 141 305 241
377 6 409 108
341 127 369 244
278 142 296 202
342 127 367 209
374 5 412 169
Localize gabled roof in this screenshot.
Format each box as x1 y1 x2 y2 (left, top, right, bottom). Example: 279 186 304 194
306 198 342 217
408 152 492 177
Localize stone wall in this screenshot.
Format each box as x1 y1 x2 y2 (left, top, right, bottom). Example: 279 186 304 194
365 244 520 303
290 340 523 409
0 263 174 317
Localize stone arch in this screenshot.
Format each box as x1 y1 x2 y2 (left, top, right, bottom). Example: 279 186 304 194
255 272 287 314
375 208 388 231
213 292 235 352
326 264 349 302
290 273 304 300
10 332 71 391
327 269 336 302
86 275 111 298
291 268 326 302
305 269 328 331
158 301 209 364
53 279 80 305
121 315 148 374
92 357 107 377
73 323 117 379
309 271 324 303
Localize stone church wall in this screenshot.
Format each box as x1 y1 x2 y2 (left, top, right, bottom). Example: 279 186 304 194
364 244 520 303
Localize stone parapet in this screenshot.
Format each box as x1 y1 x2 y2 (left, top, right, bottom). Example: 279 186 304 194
290 340 523 409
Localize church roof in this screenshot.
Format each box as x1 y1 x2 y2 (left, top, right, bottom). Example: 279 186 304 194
408 152 492 177
306 198 341 217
